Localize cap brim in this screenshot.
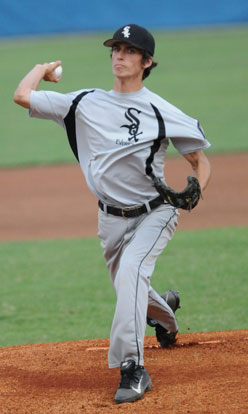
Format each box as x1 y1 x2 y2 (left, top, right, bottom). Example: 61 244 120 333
103 39 117 47
103 38 143 51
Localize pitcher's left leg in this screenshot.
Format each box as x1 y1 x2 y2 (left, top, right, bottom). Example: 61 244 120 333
108 204 178 368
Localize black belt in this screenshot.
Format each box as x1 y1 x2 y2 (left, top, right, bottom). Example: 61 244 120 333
98 196 164 218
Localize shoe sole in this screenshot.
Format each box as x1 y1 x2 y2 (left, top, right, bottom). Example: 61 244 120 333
147 289 180 327
115 381 152 404
161 289 180 313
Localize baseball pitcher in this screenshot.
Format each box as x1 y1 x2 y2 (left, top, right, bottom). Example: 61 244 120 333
14 24 211 404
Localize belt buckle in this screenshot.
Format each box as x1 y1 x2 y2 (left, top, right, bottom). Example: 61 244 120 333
121 205 141 218
121 206 133 218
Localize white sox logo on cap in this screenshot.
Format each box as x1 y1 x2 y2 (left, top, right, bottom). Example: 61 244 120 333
122 26 131 38
103 24 155 56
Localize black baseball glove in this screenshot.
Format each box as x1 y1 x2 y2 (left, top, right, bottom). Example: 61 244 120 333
151 174 202 211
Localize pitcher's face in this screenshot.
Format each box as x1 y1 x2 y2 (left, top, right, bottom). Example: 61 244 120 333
112 43 146 81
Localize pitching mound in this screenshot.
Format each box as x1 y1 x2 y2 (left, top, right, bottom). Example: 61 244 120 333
0 330 247 413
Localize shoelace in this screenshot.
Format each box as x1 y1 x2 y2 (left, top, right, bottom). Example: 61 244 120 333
119 369 141 389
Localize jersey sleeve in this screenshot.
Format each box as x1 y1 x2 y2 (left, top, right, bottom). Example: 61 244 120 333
165 107 211 154
29 90 76 127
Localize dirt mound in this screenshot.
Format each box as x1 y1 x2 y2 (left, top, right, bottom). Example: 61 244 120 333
0 330 247 413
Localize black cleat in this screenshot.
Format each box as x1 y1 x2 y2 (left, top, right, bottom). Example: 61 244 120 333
115 360 152 404
161 289 180 313
155 324 178 348
147 289 180 348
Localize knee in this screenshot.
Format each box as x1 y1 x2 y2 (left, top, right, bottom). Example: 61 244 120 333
114 257 149 292
119 257 139 278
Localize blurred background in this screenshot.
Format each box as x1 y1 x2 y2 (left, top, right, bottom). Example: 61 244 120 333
0 1 247 347
1 0 247 37
1 0 248 165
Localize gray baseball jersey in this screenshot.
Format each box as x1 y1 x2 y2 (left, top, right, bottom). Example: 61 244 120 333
29 87 210 206
29 86 210 367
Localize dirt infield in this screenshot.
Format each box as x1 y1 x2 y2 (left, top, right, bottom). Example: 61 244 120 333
1 153 247 412
1 153 247 241
0 331 247 413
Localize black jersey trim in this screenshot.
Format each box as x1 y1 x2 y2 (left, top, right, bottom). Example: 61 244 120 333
145 103 166 176
64 90 95 162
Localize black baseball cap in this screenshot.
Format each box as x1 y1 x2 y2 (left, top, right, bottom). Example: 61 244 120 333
103 24 155 56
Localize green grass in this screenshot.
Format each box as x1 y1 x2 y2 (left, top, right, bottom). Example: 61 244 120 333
0 227 247 347
1 25 247 166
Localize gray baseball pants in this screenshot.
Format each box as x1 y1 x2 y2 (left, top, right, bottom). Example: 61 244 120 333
97 203 179 368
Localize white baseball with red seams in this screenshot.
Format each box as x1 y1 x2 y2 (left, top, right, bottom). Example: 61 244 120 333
50 62 63 78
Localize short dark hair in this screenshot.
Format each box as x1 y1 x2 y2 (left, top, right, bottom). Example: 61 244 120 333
110 46 158 81
141 50 158 80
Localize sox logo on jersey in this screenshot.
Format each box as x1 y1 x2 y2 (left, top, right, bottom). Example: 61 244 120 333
121 107 143 142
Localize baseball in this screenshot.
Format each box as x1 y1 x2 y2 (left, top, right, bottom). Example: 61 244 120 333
50 62 63 78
